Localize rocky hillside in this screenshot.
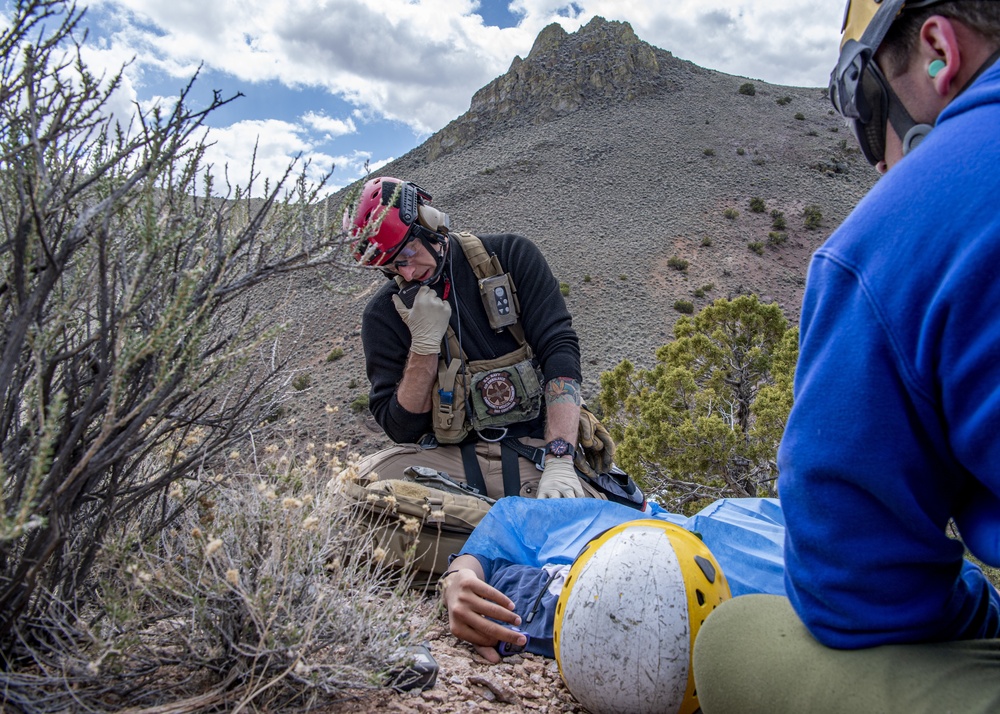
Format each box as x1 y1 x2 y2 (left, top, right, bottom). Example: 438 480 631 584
267 16 877 453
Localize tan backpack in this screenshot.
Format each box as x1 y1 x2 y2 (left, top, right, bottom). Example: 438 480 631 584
347 465 494 586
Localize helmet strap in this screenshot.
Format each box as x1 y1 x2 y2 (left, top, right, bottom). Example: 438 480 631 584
883 78 928 157
416 230 450 286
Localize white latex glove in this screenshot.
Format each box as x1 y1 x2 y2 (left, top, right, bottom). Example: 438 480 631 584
391 286 452 355
537 457 585 499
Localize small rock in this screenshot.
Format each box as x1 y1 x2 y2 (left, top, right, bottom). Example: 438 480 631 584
468 674 520 705
523 660 545 674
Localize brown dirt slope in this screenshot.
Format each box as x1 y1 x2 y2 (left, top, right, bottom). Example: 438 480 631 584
269 17 875 456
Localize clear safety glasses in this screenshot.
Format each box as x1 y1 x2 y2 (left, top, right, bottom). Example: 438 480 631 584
384 235 422 273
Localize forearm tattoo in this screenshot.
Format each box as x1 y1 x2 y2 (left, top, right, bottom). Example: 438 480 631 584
545 377 582 406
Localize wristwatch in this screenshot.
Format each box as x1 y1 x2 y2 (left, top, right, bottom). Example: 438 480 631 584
545 438 576 459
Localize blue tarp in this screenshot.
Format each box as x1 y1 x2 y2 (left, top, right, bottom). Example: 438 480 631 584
457 497 786 657
460 496 786 597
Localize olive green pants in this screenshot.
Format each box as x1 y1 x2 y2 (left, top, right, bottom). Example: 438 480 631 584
693 594 1000 714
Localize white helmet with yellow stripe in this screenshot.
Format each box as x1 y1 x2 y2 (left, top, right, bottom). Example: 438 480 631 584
553 520 730 714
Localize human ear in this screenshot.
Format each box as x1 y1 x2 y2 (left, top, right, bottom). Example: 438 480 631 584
920 15 961 96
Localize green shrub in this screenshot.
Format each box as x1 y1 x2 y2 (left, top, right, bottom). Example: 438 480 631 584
559 281 570 297
749 197 766 213
348 378 359 389
693 283 715 299
674 300 695 314
738 82 756 96
668 256 690 272
767 231 788 246
598 296 797 511
794 112 805 120
293 373 311 391
736 147 746 156
748 241 765 255
724 208 739 220
804 205 823 229
776 96 792 106
619 274 629 281
326 347 345 362
703 148 715 157
701 235 713 247
583 274 592 283
771 211 787 230
350 394 370 413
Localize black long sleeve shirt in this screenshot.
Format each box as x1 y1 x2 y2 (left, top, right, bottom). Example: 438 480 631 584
361 233 581 444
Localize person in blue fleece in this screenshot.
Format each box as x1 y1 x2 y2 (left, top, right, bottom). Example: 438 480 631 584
693 2 1000 712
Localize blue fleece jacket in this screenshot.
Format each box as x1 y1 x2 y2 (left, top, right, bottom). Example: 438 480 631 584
779 59 1000 649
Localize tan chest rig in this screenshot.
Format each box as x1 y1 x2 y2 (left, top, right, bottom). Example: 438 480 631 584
397 233 543 444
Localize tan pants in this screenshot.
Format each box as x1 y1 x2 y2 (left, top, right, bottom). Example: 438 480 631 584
355 438 605 501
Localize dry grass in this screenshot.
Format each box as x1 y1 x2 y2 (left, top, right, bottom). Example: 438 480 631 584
0 438 435 713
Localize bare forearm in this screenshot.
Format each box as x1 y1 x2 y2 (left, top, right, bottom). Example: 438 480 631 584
544 377 582 444
395 351 438 414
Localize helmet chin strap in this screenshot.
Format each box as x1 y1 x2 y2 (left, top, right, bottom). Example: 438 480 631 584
884 79 932 157
413 202 451 286
416 231 450 287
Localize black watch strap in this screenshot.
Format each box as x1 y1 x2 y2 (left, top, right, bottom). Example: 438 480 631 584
545 438 575 458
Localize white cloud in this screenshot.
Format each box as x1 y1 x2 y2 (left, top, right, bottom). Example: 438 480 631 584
83 0 521 134
69 0 850 193
302 112 357 138
512 1 844 87
83 0 844 140
200 119 336 194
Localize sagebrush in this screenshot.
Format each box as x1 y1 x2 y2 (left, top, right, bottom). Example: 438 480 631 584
0 2 425 707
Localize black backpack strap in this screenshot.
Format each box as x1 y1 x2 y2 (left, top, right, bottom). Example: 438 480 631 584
460 441 488 498
500 437 546 471
500 441 522 498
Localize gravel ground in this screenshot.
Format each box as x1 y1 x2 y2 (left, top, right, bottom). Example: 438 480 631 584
319 612 585 713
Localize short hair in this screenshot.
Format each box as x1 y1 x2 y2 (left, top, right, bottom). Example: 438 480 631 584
881 1 1000 76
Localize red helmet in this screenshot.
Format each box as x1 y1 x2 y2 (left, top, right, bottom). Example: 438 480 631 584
345 177 430 266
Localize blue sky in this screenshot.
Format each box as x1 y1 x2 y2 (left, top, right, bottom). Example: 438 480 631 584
40 0 844 196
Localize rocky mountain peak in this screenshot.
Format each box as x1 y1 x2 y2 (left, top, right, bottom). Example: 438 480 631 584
424 16 690 161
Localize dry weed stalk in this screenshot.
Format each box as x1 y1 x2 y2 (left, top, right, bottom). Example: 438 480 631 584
1 442 432 712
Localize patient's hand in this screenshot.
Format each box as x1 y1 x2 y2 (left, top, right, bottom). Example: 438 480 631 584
440 566 527 664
